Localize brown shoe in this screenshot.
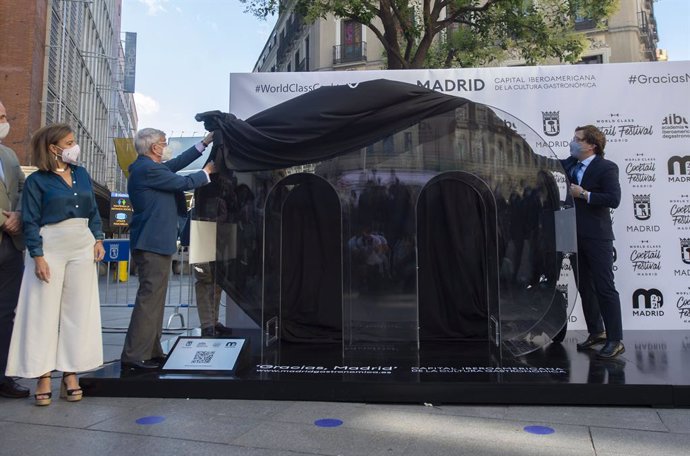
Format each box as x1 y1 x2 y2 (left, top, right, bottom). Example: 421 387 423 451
576 332 607 351
213 323 233 337
597 341 625 359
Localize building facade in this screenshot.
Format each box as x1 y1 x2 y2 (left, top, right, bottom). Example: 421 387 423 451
503 0 659 66
254 0 660 73
254 5 386 73
0 0 137 192
583 0 658 64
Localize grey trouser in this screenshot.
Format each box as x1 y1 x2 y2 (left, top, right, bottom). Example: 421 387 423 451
121 250 171 362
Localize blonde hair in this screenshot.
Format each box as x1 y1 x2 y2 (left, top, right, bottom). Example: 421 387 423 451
30 123 73 171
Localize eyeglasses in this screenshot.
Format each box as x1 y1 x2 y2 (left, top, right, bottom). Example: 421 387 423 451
155 141 168 147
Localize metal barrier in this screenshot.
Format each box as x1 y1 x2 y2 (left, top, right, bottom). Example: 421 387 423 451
100 239 196 333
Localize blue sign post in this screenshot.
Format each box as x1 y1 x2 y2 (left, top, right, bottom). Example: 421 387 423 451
102 239 130 262
102 239 130 282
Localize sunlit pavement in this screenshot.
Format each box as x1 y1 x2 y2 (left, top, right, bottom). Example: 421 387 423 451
2 384 689 455
2 287 689 455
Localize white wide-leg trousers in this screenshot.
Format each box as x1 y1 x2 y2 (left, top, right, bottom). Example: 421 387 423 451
6 218 103 378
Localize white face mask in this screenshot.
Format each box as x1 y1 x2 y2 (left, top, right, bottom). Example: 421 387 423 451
58 144 81 164
153 142 173 161
161 145 173 161
0 122 9 140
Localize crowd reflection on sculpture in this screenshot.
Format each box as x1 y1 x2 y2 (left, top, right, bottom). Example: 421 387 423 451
196 101 578 361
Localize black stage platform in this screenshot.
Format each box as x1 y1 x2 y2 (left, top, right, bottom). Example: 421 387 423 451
81 330 690 407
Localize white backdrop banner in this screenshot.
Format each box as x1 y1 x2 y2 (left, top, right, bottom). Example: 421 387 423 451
229 61 690 331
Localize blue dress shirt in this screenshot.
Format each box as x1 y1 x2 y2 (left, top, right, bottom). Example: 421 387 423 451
574 154 596 203
22 165 104 257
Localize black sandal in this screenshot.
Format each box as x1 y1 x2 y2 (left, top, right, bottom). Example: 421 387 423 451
34 373 52 406
60 372 83 402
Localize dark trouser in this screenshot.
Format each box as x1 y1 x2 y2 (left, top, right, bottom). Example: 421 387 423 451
0 238 23 379
575 238 623 341
121 250 172 362
194 262 222 329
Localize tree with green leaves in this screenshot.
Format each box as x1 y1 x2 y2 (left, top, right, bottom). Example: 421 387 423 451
241 0 619 69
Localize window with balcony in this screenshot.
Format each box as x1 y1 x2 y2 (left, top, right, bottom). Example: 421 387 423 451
333 20 366 65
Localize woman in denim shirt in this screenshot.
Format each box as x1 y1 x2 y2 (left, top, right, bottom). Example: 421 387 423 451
6 124 104 405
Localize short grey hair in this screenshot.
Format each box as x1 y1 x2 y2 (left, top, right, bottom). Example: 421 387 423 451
135 128 166 155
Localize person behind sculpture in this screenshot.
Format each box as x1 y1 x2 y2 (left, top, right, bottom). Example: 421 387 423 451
120 128 215 370
5 123 105 405
0 100 30 399
179 190 232 338
565 125 624 359
194 262 231 337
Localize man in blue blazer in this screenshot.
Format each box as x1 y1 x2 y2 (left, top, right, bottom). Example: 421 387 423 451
565 125 624 359
121 128 215 370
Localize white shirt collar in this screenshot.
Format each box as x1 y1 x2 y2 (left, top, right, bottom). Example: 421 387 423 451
580 154 596 167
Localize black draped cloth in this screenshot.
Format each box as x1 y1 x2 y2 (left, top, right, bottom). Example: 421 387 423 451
195 79 469 172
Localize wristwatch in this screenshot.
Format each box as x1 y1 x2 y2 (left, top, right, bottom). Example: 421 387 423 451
580 190 587 199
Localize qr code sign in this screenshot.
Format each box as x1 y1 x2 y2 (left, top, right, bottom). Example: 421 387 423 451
191 351 214 364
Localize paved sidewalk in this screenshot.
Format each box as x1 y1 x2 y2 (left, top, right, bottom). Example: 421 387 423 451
2 294 689 455
2 385 689 455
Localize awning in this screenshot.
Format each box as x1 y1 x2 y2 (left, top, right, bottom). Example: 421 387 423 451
113 137 137 178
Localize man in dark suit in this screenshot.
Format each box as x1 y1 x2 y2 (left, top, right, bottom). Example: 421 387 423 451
565 125 624 359
0 100 30 397
121 128 216 370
